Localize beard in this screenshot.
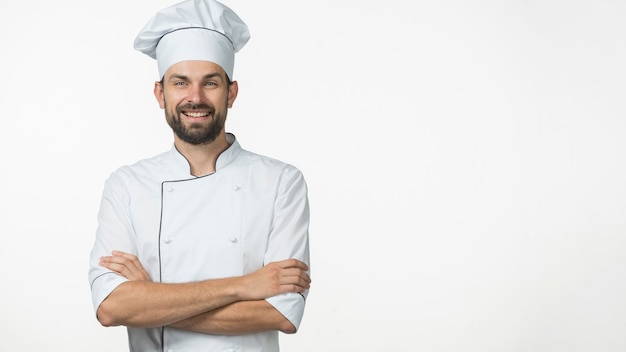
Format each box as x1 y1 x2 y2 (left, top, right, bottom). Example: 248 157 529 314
165 102 226 145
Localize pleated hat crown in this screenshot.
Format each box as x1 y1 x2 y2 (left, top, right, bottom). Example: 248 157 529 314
133 0 250 79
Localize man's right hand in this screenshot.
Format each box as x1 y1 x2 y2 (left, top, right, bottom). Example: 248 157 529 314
99 251 151 282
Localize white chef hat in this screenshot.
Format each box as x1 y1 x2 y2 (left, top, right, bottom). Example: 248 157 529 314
133 0 250 80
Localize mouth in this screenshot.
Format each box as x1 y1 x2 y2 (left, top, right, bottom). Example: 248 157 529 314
180 110 212 122
182 111 211 118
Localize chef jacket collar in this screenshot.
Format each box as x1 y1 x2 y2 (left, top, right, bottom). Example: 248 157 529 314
170 133 242 177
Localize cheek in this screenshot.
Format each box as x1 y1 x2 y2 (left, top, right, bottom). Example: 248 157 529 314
160 90 183 110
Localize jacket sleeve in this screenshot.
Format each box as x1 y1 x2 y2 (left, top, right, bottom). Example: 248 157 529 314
87 168 134 314
264 164 311 331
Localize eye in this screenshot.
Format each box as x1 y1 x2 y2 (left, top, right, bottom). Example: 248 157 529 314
204 81 218 87
173 81 187 87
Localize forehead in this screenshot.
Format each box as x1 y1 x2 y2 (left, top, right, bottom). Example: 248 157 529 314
163 60 227 81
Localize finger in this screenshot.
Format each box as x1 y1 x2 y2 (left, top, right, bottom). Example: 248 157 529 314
100 260 127 275
100 253 150 281
101 255 134 271
280 272 311 289
111 251 145 274
280 268 311 283
276 258 309 271
99 256 125 269
282 283 309 294
100 258 128 278
111 250 135 260
101 259 149 281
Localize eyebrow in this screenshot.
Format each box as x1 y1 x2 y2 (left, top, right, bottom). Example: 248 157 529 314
167 72 223 82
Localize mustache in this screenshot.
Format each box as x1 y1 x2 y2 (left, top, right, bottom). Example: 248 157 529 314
177 103 215 112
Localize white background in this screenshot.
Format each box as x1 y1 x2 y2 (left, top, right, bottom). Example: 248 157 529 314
1 0 625 351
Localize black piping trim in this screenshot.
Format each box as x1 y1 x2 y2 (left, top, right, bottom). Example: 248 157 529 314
158 177 207 284
89 272 118 289
157 27 235 50
158 183 164 283
160 327 165 352
157 175 212 352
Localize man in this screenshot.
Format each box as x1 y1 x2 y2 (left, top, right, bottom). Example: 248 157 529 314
87 0 311 351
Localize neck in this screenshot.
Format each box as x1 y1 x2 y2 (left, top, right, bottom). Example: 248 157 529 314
174 133 230 176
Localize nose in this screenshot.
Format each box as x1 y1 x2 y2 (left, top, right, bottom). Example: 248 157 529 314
186 84 203 104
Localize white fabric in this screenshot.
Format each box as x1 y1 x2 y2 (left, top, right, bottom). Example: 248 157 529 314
156 28 235 81
134 0 250 79
88 134 310 352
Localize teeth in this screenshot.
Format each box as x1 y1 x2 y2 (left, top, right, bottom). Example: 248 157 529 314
185 112 209 117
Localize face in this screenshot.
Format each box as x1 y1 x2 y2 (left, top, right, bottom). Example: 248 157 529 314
154 60 238 145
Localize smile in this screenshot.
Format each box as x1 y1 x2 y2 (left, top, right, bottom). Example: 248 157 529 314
183 111 210 117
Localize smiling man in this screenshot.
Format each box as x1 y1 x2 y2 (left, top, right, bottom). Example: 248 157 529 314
87 1 311 351
161 67 233 145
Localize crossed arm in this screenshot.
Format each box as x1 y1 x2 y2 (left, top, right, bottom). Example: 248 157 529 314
97 251 310 334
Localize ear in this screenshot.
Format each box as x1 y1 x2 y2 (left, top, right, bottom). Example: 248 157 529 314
154 81 165 109
227 81 239 108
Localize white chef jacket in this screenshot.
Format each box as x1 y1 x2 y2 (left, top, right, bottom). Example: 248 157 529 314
88 133 310 352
